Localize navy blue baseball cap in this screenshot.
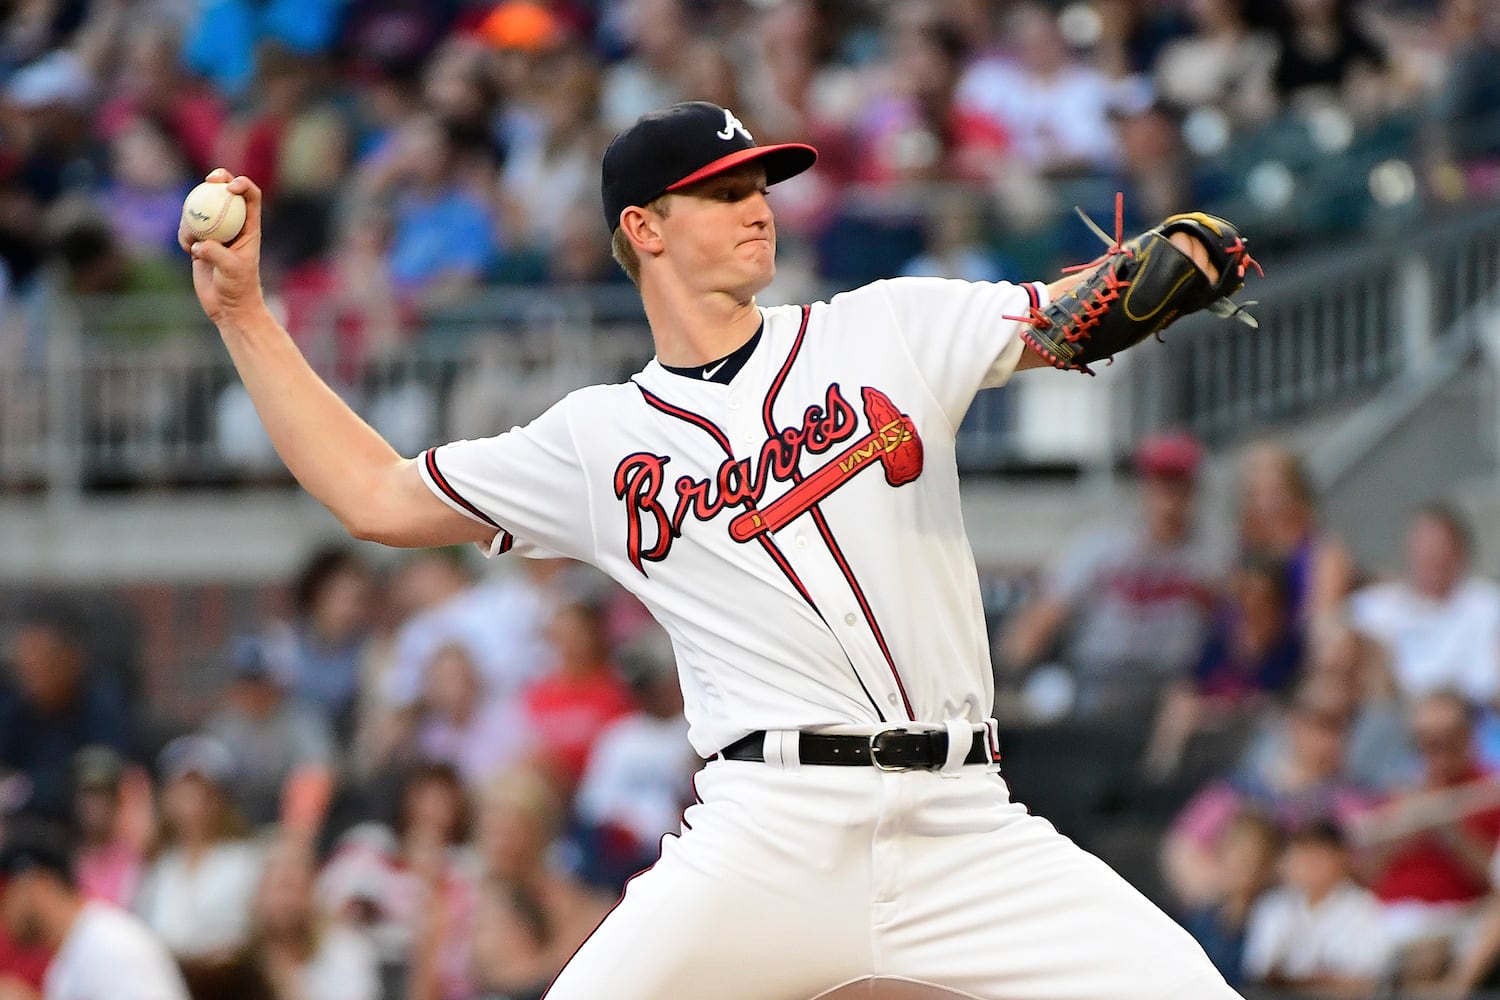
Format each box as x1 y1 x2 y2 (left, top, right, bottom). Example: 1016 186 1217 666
601 101 818 232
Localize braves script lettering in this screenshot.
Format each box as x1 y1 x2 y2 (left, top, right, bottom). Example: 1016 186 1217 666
614 384 861 574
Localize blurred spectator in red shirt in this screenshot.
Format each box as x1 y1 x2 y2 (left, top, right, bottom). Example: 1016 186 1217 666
95 23 225 178
854 19 1011 187
0 924 49 998
1352 690 1500 979
522 601 636 794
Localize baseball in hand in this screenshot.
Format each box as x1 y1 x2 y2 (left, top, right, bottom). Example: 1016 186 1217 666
181 181 246 245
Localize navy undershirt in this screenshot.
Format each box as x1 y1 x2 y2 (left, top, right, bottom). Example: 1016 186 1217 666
660 324 763 384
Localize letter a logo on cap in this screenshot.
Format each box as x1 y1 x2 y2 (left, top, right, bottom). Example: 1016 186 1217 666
716 108 753 143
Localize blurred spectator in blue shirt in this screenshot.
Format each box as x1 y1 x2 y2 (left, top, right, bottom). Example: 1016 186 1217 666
357 113 500 305
1179 809 1283 990
1144 556 1304 784
0 599 131 823
275 546 378 740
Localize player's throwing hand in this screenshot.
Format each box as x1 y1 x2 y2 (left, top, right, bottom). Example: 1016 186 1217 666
178 169 265 329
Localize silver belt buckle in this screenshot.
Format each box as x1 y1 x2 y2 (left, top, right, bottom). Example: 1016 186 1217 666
870 728 916 771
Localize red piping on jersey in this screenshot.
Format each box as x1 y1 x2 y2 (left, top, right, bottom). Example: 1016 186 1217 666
1024 281 1040 311
424 448 516 556
635 382 888 722
762 305 916 722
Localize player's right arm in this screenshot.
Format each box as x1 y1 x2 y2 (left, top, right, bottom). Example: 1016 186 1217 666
182 170 492 550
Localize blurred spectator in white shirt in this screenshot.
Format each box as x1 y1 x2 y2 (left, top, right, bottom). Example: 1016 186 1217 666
499 48 608 256
203 636 336 828
412 643 536 790
599 0 690 131
1001 431 1230 720
134 736 263 962
0 821 190 1000
247 835 380 1000
1348 503 1500 707
381 559 567 719
1242 818 1392 994
957 3 1119 175
316 763 478 1000
574 634 694 889
1153 0 1277 128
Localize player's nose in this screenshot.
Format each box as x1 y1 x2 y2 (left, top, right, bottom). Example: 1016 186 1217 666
743 190 773 228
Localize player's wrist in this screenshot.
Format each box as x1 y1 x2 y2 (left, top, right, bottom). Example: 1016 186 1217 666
213 295 274 340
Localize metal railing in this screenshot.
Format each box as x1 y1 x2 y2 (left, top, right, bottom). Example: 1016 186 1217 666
1122 200 1500 443
0 302 655 491
4 199 1500 491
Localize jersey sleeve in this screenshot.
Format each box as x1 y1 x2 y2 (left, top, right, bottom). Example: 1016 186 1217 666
871 276 1049 428
418 394 594 563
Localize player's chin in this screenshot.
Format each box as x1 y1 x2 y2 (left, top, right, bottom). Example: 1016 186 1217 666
734 260 775 299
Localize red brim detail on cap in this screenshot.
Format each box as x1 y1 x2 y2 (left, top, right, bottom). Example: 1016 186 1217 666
666 143 818 192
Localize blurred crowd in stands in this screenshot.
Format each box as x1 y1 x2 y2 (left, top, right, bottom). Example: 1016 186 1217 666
8 433 1500 997
994 435 1500 997
3 0 1500 996
0 552 685 1000
0 0 1496 365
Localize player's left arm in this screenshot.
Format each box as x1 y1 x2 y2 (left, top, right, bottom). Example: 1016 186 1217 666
1014 226 1236 371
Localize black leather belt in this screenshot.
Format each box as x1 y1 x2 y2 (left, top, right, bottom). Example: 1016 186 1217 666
717 728 993 770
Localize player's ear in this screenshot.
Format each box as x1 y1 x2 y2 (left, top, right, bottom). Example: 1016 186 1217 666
619 206 665 257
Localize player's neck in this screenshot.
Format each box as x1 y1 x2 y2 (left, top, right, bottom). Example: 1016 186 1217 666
643 282 763 368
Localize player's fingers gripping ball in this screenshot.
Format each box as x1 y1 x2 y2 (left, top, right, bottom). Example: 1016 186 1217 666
180 181 247 246
1014 198 1262 374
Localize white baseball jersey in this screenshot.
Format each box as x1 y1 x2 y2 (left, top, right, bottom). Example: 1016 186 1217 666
418 277 1044 755
417 278 1244 1000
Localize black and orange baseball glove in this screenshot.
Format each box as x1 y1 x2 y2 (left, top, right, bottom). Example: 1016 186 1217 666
1012 198 1262 374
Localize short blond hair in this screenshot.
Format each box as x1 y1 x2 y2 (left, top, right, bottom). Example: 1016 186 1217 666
610 196 671 287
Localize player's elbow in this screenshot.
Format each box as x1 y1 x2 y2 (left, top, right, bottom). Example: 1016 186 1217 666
341 512 389 544
335 492 409 546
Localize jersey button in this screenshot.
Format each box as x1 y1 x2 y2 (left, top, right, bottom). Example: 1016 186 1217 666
887 693 899 705
843 613 857 626
795 535 808 549
728 398 741 410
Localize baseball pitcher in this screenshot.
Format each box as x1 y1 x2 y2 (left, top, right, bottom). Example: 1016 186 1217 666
183 101 1259 999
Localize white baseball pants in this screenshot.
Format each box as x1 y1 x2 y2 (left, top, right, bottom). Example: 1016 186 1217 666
544 751 1241 1000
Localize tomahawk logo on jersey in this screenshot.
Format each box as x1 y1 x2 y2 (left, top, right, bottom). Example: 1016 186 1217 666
417 277 1045 757
613 383 924 573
